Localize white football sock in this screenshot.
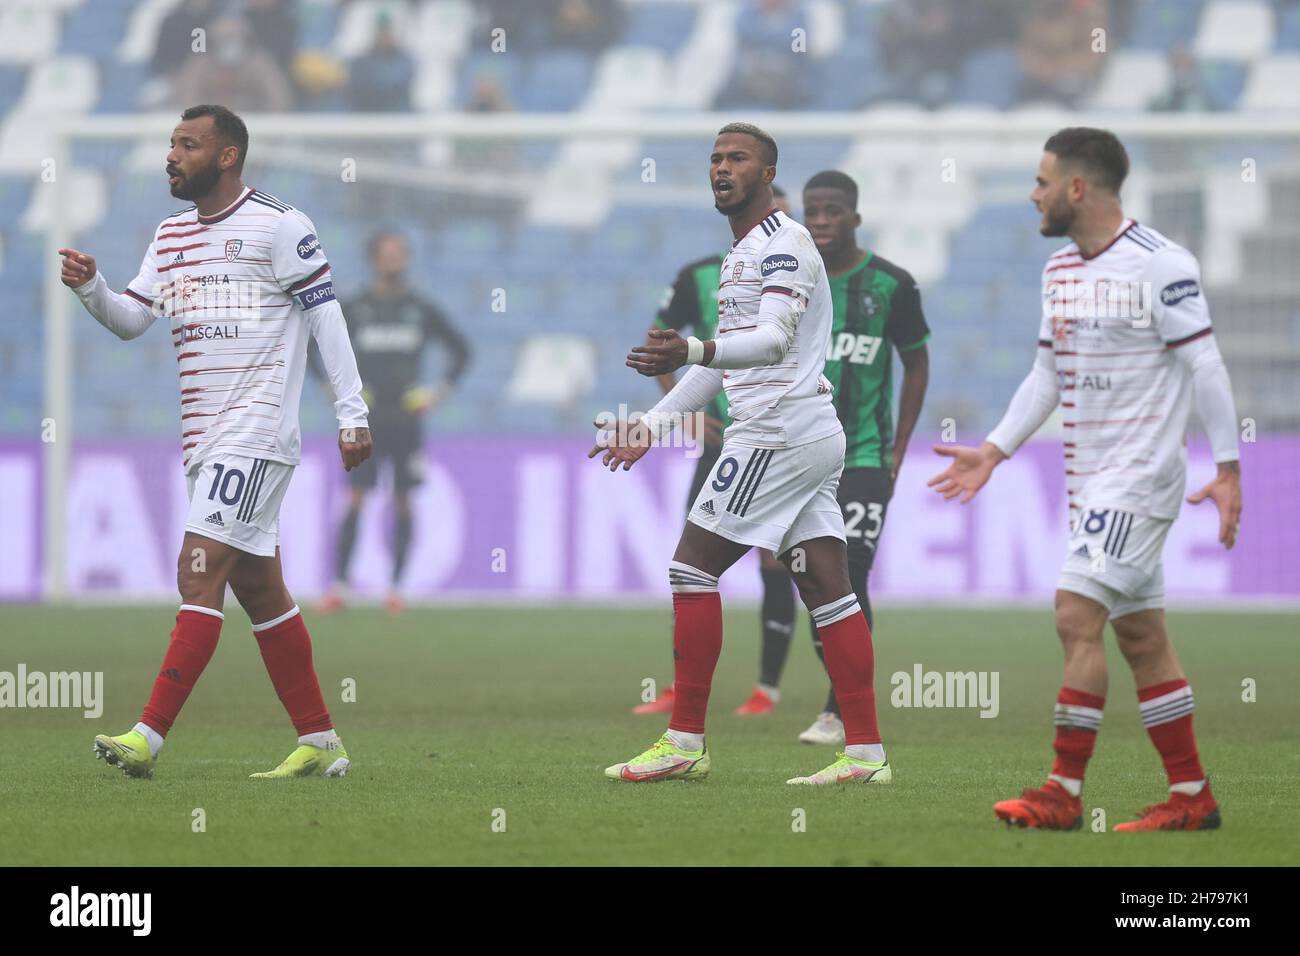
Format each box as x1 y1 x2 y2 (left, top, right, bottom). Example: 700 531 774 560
1170 779 1206 797
845 743 885 763
1048 773 1083 797
299 730 342 750
757 683 780 703
666 729 704 753
133 722 164 758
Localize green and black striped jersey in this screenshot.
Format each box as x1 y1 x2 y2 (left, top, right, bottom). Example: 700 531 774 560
824 252 930 470
653 252 729 424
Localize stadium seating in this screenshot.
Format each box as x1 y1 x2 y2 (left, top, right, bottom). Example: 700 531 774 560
2 0 1299 440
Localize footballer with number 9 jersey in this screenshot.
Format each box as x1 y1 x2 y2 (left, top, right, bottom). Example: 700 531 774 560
928 128 1242 831
592 123 890 787
60 105 371 781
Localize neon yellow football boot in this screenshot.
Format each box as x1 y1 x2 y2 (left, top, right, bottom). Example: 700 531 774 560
786 751 892 785
93 730 157 779
604 733 710 782
250 743 350 779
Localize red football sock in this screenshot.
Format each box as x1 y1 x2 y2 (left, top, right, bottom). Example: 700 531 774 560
1050 686 1105 784
812 597 880 746
1138 678 1204 786
667 563 723 736
140 606 224 736
253 607 332 736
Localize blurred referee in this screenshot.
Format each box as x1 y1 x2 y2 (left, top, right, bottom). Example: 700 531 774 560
318 231 469 614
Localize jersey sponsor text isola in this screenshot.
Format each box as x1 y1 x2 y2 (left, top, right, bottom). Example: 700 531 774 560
122 187 365 470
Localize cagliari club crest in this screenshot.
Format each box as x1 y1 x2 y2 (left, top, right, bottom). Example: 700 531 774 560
224 239 243 261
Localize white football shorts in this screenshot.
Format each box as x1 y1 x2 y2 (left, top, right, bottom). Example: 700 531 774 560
184 453 294 556
686 430 847 556
1057 505 1173 618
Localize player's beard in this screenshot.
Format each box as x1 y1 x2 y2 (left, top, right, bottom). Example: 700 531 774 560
714 182 752 216
1039 195 1075 237
170 158 222 201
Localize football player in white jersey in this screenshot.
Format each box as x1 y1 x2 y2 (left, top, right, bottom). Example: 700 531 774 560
591 123 890 786
928 128 1242 831
59 105 371 780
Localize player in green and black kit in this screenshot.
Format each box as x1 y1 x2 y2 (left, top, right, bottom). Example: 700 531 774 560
632 188 800 717
791 170 931 744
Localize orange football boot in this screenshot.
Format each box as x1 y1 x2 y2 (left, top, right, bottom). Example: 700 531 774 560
734 686 777 716
1114 782 1221 832
993 780 1084 830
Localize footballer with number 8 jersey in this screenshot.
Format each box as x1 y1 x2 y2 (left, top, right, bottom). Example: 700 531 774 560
60 105 371 781
591 123 890 787
928 128 1242 831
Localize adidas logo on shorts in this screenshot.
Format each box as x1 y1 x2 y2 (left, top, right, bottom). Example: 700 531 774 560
205 511 224 527
697 499 716 517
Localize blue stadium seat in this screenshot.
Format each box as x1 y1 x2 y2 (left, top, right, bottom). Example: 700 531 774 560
96 62 147 113
518 52 594 111
1276 3 1300 50
59 0 134 57
0 64 26 115
0 178 33 227
1197 58 1248 110
1126 0 1205 51
952 45 1021 109
300 1 341 50
623 4 697 53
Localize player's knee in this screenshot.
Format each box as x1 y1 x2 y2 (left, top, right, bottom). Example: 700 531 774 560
175 562 223 607
1113 622 1167 666
668 561 719 594
1054 606 1103 650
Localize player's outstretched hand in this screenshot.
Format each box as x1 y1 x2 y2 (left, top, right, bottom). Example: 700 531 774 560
927 442 1004 504
1186 460 1242 549
58 248 97 289
339 426 373 472
627 328 689 376
588 415 652 472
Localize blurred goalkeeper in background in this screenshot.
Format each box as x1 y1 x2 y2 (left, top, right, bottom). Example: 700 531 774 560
316 231 470 614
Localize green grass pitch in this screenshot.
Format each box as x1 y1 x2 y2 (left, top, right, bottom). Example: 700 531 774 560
1 603 1296 866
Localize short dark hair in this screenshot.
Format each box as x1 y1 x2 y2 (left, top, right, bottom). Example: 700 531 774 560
1043 127 1128 193
717 121 777 166
181 104 249 173
803 170 859 209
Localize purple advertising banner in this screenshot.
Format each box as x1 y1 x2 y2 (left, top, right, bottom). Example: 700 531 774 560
0 437 1296 602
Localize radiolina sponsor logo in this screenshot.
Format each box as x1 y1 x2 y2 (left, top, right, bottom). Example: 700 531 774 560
890 664 999 718
760 253 798 276
0 665 102 717
50 886 151 936
594 404 707 459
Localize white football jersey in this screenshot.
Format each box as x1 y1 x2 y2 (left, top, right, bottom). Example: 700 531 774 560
125 187 342 471
716 208 842 449
1038 218 1215 519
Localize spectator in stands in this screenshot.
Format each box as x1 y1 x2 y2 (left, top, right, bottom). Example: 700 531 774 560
1149 48 1218 111
150 0 216 79
348 14 415 112
246 0 298 70
548 0 623 51
1016 0 1108 107
715 0 813 110
172 14 294 112
878 0 963 108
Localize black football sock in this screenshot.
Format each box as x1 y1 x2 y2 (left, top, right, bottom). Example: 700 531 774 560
335 504 361 583
392 507 413 586
758 566 797 688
